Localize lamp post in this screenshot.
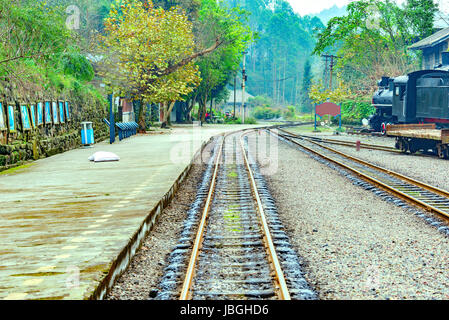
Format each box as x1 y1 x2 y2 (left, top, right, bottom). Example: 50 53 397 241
234 74 236 119
108 93 115 144
242 51 247 124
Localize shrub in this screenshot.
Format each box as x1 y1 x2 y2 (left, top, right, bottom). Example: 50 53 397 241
253 106 281 120
244 117 257 124
60 51 95 82
340 100 375 125
225 117 242 124
282 106 296 120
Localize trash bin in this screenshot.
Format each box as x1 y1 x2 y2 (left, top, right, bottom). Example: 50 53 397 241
81 122 95 146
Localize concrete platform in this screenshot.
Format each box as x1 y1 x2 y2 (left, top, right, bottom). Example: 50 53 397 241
0 124 261 300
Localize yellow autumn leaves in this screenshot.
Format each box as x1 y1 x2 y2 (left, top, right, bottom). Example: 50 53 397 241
98 0 201 104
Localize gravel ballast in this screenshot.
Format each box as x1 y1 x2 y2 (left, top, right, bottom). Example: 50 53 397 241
285 127 449 192
251 130 449 300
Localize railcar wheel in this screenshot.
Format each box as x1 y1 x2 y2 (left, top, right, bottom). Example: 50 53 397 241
403 139 409 153
397 138 407 153
438 144 449 159
409 142 417 154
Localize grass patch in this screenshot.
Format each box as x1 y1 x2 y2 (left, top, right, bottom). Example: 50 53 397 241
0 163 35 176
227 171 238 178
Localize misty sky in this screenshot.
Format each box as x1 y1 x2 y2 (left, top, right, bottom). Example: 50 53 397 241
287 0 448 16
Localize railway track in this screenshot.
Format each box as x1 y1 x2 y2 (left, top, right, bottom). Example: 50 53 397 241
270 128 449 223
345 126 384 136
278 128 400 154
278 127 440 159
156 130 315 300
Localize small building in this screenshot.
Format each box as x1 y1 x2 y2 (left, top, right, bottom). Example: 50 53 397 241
409 27 449 70
120 98 135 122
225 89 255 118
226 89 255 108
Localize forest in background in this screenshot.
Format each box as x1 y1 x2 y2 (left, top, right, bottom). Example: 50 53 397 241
223 0 324 112
1 0 448 127
0 0 254 127
307 0 445 124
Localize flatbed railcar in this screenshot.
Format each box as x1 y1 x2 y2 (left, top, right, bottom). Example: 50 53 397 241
387 123 449 158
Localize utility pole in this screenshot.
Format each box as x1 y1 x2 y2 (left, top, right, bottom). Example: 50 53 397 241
321 54 339 90
323 55 329 90
321 54 339 123
329 55 337 91
242 51 247 124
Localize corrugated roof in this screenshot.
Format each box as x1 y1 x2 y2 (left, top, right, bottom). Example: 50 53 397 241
409 27 449 50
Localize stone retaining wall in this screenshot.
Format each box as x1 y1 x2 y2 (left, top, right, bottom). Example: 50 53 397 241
0 94 109 172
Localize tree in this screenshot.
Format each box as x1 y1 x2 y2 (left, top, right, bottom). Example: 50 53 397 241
300 60 312 113
98 0 204 129
189 0 252 122
405 0 439 38
222 0 324 106
313 0 439 94
60 50 95 82
0 0 73 92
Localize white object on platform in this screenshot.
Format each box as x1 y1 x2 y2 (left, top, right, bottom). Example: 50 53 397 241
88 151 120 162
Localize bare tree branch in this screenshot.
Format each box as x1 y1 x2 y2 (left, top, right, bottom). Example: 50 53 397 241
158 38 225 78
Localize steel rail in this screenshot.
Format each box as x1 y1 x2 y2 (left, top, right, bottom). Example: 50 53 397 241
278 128 449 199
239 131 291 300
180 129 291 300
271 129 449 221
179 135 225 300
279 127 437 159
279 128 400 153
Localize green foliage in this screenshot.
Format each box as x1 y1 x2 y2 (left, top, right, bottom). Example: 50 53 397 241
224 117 242 124
299 60 312 112
244 117 257 124
0 0 99 101
0 0 71 83
282 106 296 120
313 0 439 94
42 0 114 42
340 100 375 125
223 0 324 106
60 51 95 82
253 106 281 120
193 0 253 121
246 95 273 109
404 0 439 38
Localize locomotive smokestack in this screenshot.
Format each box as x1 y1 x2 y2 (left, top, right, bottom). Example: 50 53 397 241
380 76 389 87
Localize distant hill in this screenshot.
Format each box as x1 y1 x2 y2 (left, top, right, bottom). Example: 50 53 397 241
313 5 347 25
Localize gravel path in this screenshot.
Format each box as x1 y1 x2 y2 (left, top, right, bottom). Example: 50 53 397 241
253 130 449 300
106 143 214 300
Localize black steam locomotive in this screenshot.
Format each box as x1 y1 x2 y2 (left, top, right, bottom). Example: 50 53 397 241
370 67 449 133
